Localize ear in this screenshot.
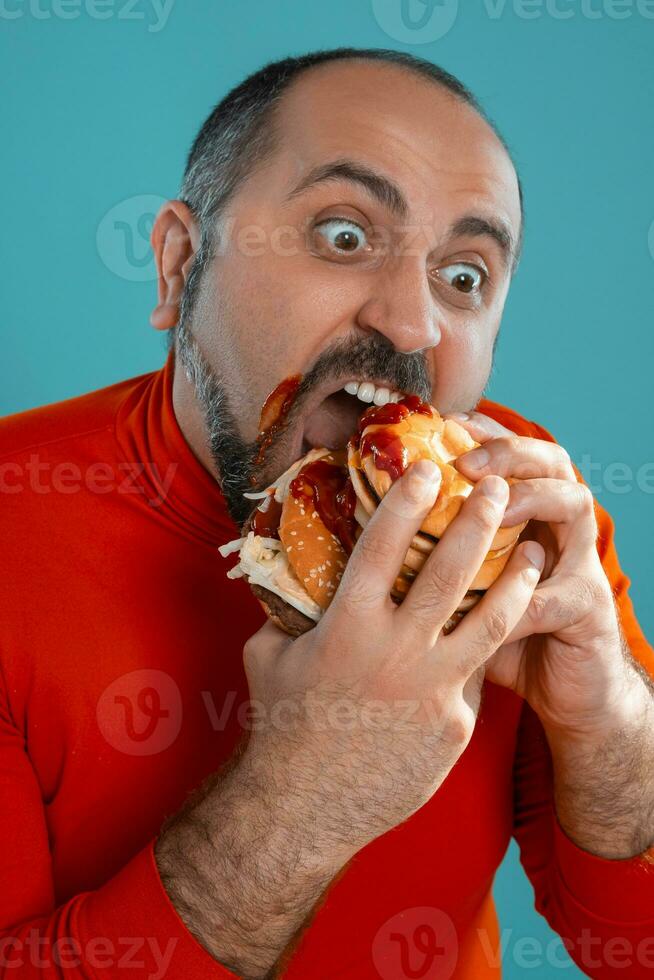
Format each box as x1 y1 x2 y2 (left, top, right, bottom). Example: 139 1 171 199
149 201 201 332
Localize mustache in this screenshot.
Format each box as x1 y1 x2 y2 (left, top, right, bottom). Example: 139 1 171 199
286 334 433 426
175 325 433 526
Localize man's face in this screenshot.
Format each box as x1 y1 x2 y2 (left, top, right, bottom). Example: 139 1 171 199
175 61 521 524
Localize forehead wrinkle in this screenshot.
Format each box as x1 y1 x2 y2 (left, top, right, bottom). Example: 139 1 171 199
283 157 410 221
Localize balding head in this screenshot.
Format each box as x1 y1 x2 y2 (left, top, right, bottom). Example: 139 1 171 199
151 48 524 520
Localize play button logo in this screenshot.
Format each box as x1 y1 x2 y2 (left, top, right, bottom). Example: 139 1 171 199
371 0 460 43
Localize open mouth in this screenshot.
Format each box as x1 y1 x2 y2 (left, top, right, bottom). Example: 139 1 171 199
299 377 410 455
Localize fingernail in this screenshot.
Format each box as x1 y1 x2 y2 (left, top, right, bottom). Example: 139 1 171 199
447 411 470 421
464 447 489 469
522 541 545 570
480 476 508 503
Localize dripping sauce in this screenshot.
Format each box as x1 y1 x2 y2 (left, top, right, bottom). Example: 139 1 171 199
251 495 283 540
354 395 434 480
290 459 358 554
252 374 302 476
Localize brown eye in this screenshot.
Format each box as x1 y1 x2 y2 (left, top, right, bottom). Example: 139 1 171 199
437 262 485 294
314 218 369 254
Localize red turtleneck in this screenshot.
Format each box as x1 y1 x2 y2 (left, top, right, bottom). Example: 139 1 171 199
0 351 652 979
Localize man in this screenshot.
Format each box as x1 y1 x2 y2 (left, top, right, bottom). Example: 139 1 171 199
1 47 652 980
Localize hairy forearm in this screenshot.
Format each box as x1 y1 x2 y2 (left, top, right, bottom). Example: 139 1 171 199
154 746 354 979
547 657 654 860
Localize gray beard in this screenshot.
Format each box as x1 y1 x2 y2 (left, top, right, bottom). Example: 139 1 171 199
175 321 258 526
175 320 433 528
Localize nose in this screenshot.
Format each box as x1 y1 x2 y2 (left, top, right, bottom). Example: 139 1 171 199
355 256 442 354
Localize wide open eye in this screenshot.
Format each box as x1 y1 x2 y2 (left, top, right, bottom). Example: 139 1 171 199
436 262 486 294
313 218 370 255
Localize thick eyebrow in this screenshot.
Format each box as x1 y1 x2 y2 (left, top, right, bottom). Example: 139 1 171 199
283 157 410 220
284 159 519 272
448 214 517 272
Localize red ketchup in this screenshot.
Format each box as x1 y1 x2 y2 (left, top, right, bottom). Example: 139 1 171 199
251 495 283 539
290 458 358 554
355 395 433 481
252 374 302 478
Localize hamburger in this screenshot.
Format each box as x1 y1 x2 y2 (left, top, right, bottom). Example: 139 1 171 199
219 395 527 637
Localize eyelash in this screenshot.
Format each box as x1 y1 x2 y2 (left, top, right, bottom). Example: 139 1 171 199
314 215 367 240
314 216 491 290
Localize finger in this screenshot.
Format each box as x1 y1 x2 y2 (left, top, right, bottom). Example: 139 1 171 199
332 459 442 618
483 638 527 691
455 434 576 483
502 567 612 644
398 475 509 645
499 478 598 551
442 410 513 444
440 540 545 679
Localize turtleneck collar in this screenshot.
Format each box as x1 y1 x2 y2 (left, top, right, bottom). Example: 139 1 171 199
114 348 240 548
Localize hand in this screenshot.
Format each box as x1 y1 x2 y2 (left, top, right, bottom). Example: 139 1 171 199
242 460 544 854
448 410 647 746
155 459 543 978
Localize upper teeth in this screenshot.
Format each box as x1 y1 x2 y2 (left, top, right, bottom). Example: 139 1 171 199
343 380 403 406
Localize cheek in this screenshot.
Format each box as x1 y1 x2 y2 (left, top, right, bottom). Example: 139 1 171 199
194 253 355 441
430 320 495 411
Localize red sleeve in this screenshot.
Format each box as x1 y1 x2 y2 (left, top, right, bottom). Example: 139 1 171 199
511 420 654 980
0 679 240 978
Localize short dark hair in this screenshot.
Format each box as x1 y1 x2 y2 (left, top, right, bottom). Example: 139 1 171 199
175 48 522 342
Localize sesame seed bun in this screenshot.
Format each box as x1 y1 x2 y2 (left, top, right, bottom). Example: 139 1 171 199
348 407 527 592
223 400 529 638
278 491 348 611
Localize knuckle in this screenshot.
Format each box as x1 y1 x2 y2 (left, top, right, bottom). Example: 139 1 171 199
339 572 382 615
528 589 553 624
576 483 595 514
468 496 501 535
442 710 474 747
555 444 572 469
487 437 515 469
478 606 510 648
424 556 466 601
356 528 397 567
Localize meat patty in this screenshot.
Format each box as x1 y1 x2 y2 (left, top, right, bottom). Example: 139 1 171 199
250 583 315 637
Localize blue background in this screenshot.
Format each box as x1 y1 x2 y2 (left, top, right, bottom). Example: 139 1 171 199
3 2 653 976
